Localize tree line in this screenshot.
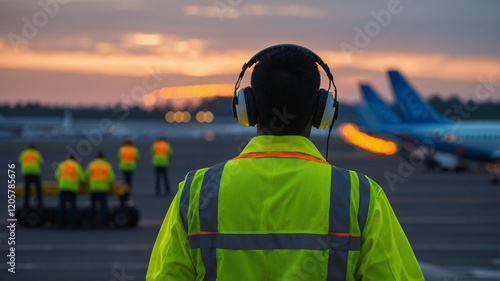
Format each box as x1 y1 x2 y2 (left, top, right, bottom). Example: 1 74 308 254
0 95 499 121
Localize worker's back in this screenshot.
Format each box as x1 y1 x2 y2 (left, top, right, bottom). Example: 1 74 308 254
148 136 424 280
185 136 349 279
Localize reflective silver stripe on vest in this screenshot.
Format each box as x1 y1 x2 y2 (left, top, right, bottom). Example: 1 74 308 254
357 173 370 234
198 162 227 281
179 170 196 233
188 233 360 251
328 167 352 281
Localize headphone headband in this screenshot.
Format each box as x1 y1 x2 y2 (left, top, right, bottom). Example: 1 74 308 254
246 44 333 79
235 44 336 97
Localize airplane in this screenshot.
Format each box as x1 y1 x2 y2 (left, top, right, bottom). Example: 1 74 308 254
0 109 75 138
354 71 500 177
356 83 467 170
387 70 500 163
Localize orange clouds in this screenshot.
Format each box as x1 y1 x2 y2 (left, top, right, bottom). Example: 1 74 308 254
183 4 327 20
322 51 500 82
1 34 499 104
2 46 498 83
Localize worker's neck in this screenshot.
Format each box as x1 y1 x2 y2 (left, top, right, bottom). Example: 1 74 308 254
256 125 311 139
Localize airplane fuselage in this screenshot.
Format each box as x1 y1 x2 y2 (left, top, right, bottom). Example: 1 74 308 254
376 121 500 162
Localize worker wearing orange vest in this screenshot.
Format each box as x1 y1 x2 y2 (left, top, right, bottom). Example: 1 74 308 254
147 45 424 280
118 140 140 204
55 155 84 228
85 151 115 228
151 137 173 196
18 144 44 208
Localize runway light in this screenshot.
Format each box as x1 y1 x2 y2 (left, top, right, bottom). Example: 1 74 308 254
204 111 214 123
182 111 191 123
174 111 183 123
196 111 215 123
338 123 398 155
165 111 175 123
204 130 215 141
196 111 204 123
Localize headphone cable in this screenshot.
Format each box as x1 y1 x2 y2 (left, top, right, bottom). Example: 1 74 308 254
325 124 333 163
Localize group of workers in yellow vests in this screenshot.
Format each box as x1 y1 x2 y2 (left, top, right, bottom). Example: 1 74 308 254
18 137 173 228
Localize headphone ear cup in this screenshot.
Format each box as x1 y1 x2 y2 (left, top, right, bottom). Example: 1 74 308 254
312 89 327 128
312 89 336 129
234 87 257 127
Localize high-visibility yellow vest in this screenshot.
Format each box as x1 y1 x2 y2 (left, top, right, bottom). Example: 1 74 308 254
147 136 424 280
119 144 139 171
151 140 172 167
18 148 43 175
85 159 115 192
55 159 83 192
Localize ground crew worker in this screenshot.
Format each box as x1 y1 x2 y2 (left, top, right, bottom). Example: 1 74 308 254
151 137 173 196
147 45 424 280
18 144 44 208
85 151 115 228
55 155 84 228
118 140 140 204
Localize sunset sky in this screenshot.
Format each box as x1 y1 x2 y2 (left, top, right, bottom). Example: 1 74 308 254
0 0 498 108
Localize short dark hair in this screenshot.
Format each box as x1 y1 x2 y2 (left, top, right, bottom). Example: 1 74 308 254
97 151 104 158
250 46 320 135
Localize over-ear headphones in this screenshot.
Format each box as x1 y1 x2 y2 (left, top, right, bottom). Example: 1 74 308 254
232 44 339 129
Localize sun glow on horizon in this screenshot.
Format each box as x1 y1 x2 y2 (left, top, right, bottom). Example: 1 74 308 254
159 84 234 99
141 84 233 108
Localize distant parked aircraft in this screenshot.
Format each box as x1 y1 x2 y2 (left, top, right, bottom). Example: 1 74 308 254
0 110 74 138
350 70 500 179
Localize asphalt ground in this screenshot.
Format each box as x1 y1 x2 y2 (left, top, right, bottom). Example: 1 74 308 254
0 137 499 281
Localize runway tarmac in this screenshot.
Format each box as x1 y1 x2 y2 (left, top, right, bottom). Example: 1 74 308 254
0 137 498 280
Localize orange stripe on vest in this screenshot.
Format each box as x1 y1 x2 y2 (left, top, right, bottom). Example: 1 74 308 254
328 232 361 238
234 151 329 165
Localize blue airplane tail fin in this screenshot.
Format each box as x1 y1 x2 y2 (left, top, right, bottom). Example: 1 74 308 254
388 70 446 123
360 83 401 126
